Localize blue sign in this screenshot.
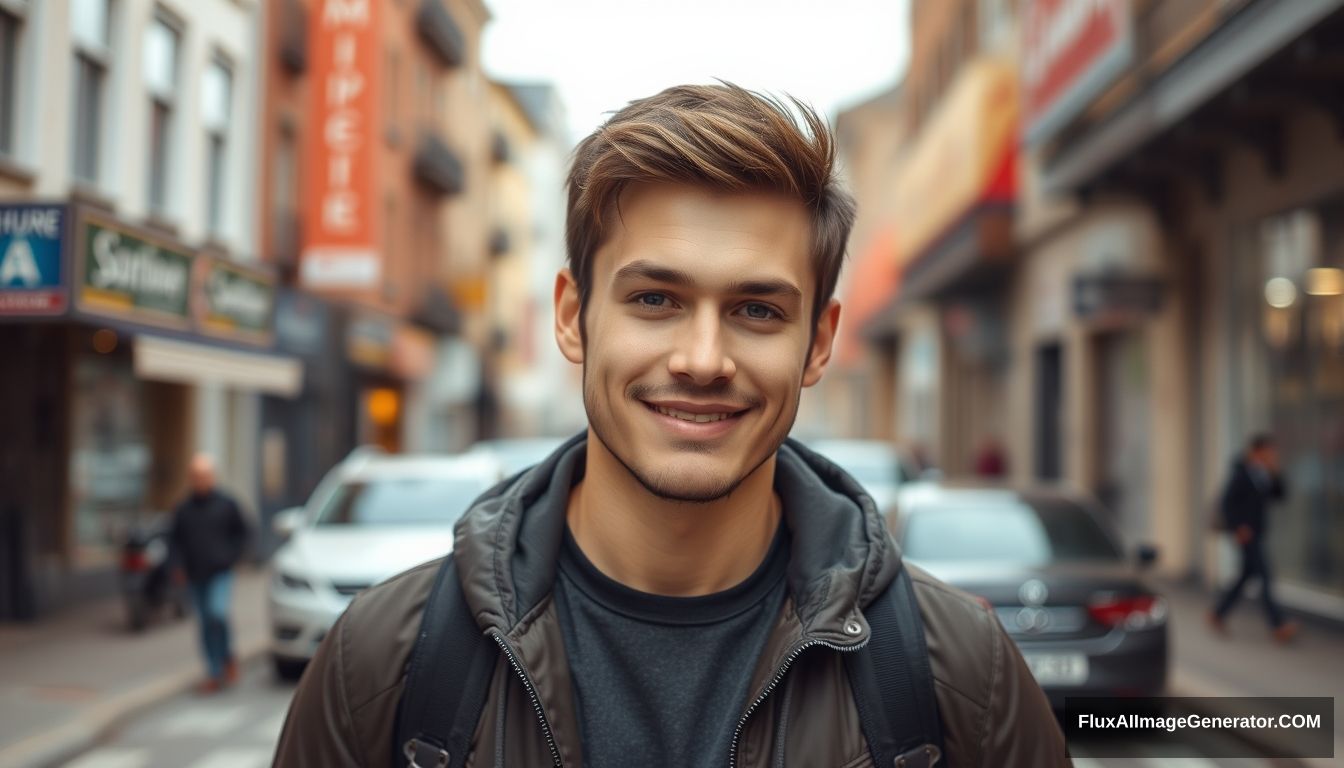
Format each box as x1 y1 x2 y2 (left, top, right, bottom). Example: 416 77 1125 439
0 204 67 315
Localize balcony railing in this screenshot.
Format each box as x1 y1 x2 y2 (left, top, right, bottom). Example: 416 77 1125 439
413 131 465 196
417 0 465 68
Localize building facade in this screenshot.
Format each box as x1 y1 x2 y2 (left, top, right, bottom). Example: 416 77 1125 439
840 0 1344 615
0 0 289 617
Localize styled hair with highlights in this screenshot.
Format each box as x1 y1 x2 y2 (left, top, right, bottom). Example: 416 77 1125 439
565 83 856 328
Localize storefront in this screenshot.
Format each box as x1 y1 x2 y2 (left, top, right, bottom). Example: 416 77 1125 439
1221 193 1344 609
883 55 1020 475
1024 0 1344 592
0 204 299 616
259 289 350 555
1007 202 1183 558
345 309 439 453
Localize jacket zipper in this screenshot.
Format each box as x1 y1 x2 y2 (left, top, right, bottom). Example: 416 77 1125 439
491 631 564 767
728 637 867 768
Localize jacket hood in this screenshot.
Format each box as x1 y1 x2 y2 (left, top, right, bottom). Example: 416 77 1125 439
452 433 903 639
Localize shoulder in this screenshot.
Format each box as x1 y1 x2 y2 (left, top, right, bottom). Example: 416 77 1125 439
904 562 1068 765
328 557 444 710
904 562 1004 709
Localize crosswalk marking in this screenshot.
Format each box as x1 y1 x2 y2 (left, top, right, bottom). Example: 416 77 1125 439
252 708 290 742
62 747 149 768
159 703 251 738
185 747 273 768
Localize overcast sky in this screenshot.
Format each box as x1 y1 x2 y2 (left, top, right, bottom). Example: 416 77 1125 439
481 0 912 145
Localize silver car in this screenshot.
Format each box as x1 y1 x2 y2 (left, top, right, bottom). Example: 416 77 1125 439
267 449 503 679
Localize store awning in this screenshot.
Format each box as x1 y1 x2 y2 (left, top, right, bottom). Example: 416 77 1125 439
889 56 1019 301
1043 0 1344 194
134 335 303 397
838 228 901 364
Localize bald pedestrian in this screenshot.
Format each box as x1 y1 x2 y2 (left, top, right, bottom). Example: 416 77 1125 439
170 453 251 692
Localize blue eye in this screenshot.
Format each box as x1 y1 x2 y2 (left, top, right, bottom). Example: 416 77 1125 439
638 293 668 307
743 303 779 320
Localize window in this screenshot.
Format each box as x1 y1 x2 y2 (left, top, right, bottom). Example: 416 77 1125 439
0 3 23 157
201 55 232 237
71 0 112 184
144 12 179 214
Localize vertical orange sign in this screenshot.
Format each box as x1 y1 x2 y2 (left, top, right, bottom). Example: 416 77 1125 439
301 0 381 290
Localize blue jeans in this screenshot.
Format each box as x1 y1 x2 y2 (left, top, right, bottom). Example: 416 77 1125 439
190 571 235 680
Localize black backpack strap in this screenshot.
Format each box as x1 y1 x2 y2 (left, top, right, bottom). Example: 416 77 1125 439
845 564 945 768
394 554 499 768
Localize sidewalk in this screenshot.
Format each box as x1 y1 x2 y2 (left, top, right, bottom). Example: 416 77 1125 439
0 567 270 768
1161 578 1343 767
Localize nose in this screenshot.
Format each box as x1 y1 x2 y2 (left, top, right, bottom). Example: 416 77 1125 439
667 306 736 385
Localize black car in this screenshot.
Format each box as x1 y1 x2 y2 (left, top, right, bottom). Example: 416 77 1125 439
888 484 1167 708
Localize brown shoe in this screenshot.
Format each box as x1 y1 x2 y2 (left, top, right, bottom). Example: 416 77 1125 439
1273 621 1301 644
1206 612 1228 636
196 677 223 695
224 658 240 686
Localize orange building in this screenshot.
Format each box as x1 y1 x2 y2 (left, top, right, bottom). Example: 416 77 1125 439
256 0 493 494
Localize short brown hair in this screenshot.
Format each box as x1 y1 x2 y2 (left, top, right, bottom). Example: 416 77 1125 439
565 83 856 327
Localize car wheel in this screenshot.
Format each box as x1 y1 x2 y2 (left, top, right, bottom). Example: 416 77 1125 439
272 655 307 682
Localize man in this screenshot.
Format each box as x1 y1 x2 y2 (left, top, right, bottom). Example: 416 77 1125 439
170 453 250 692
1209 434 1301 643
275 84 1067 766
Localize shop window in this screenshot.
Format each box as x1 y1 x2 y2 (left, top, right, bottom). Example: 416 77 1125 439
144 11 180 216
1230 197 1344 598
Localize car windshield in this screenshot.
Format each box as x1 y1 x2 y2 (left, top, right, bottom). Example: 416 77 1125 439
315 477 482 526
902 499 1123 565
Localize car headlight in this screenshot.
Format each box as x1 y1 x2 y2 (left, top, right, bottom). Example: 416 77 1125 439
274 569 313 592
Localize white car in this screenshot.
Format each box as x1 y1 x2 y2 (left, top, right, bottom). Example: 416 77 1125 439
804 439 920 518
267 449 504 679
467 436 571 477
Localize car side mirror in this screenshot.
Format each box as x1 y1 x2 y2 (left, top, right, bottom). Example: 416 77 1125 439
272 507 306 540
1136 543 1159 568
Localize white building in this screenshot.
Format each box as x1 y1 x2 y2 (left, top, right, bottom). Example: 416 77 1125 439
0 0 287 615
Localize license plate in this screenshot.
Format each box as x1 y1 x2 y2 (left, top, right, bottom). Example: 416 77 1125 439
1023 652 1088 686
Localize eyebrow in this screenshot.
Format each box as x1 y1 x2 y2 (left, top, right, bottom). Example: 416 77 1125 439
612 259 804 302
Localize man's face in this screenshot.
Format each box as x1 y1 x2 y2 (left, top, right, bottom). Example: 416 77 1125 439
189 458 215 495
555 184 840 502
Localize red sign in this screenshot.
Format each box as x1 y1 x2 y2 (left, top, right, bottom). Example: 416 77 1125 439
1022 0 1132 145
302 0 381 290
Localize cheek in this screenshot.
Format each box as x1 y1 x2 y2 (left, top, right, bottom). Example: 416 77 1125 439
734 336 809 391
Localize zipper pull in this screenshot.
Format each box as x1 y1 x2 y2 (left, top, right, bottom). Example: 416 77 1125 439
893 743 940 768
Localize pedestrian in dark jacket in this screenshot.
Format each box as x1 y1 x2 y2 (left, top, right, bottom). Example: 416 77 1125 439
276 83 1067 767
171 453 250 692
1209 434 1300 643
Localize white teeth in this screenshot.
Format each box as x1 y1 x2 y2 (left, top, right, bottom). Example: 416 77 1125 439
654 405 733 423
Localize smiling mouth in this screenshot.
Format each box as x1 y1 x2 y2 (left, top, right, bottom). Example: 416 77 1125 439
644 402 748 423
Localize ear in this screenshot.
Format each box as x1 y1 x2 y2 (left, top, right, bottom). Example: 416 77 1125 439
801 299 841 388
554 268 584 365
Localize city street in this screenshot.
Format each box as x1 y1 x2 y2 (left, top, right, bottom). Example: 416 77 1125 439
63 658 1306 768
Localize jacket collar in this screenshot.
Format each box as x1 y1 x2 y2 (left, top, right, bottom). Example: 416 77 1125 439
452 433 902 643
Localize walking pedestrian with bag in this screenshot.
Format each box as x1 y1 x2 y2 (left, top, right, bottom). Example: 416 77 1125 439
1209 434 1301 643
170 453 251 693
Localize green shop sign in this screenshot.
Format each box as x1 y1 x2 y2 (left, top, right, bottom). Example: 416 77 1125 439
199 257 275 343
78 218 192 326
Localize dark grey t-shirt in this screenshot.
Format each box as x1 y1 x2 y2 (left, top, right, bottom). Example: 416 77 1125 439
554 525 789 768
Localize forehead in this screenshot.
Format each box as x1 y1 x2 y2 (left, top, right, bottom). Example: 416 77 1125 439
593 185 814 290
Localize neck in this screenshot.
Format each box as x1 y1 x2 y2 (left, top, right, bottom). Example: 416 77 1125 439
567 429 782 597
